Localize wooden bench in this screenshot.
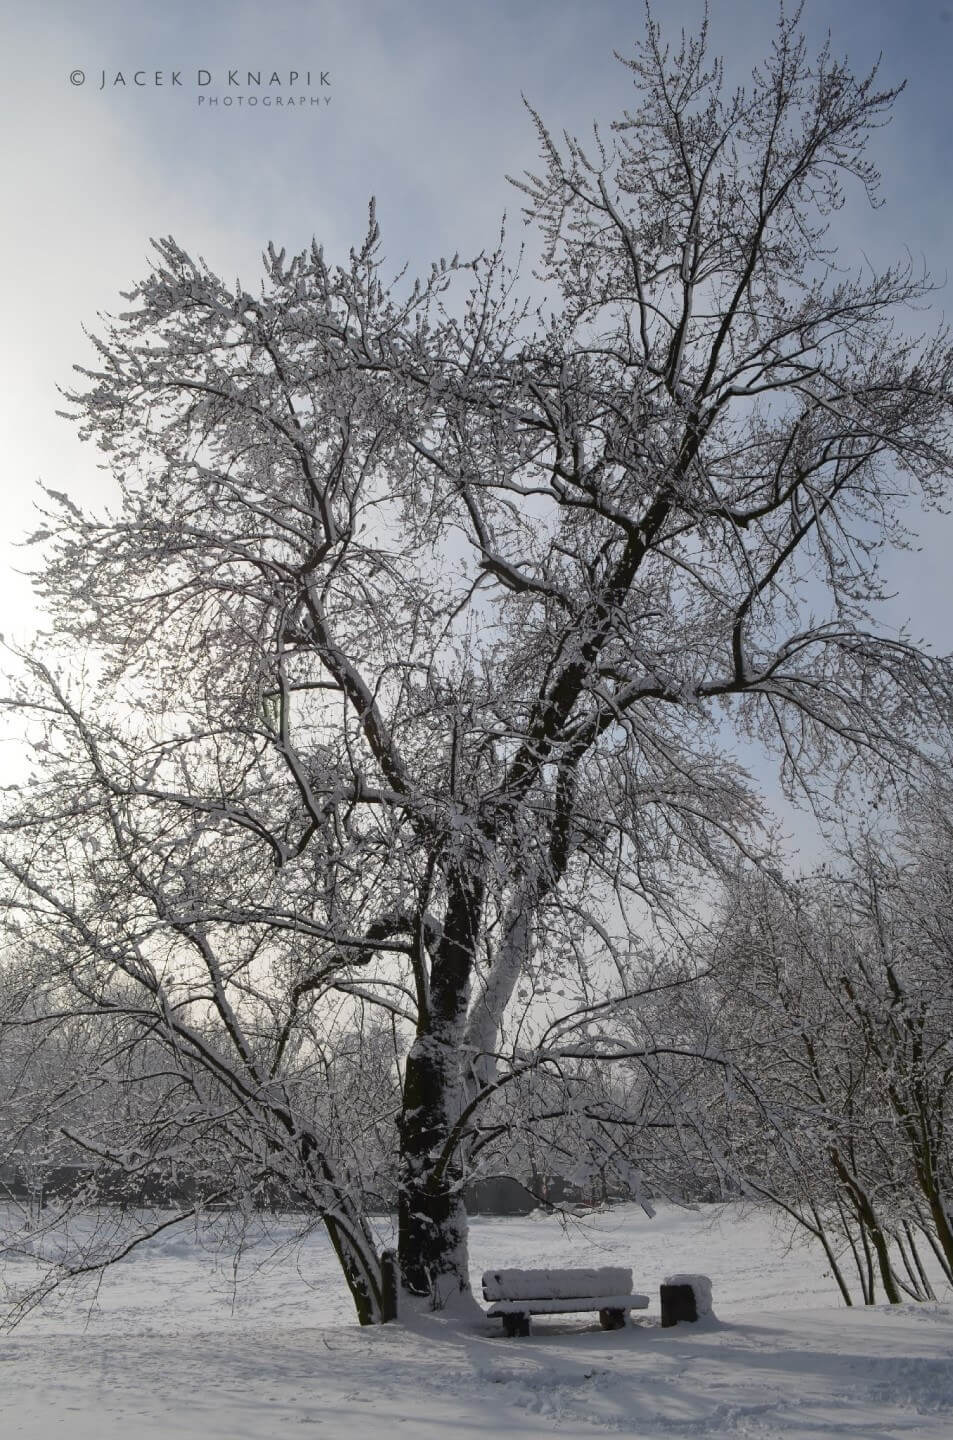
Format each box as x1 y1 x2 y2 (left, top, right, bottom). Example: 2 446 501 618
482 1267 649 1337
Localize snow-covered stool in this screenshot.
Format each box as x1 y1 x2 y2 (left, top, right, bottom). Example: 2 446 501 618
660 1273 713 1327
482 1267 649 1337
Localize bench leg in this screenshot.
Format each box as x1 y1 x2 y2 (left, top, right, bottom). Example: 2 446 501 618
599 1308 626 1330
502 1312 531 1337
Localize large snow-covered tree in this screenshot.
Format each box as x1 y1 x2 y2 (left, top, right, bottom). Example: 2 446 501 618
2 10 953 1323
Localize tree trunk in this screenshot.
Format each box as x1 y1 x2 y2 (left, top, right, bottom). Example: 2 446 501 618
297 1131 386 1325
806 1202 854 1307
831 1150 902 1305
397 1032 472 1306
324 1211 386 1324
910 1142 953 1277
395 862 483 1309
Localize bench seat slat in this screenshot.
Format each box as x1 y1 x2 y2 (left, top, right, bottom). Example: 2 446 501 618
487 1292 649 1316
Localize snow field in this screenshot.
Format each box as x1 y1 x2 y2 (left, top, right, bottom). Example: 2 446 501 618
2 1202 953 1438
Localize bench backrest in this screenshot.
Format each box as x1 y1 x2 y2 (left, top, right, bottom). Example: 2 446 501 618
482 1267 633 1301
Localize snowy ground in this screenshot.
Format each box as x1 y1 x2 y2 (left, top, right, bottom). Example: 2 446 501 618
3 1202 953 1438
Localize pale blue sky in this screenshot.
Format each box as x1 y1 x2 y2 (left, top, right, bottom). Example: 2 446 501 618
1 1 951 844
